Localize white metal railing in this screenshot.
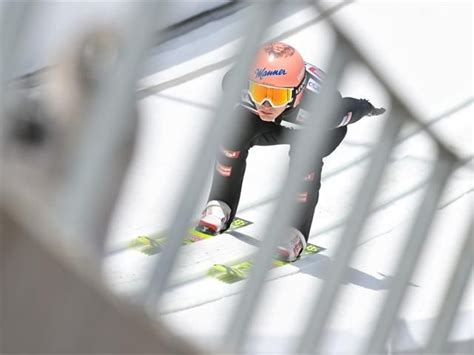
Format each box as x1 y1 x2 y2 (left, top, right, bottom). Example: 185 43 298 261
1 1 471 354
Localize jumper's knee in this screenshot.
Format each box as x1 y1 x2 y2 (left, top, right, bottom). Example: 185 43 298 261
215 146 248 178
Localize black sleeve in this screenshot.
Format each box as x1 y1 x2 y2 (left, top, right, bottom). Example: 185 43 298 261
336 97 374 126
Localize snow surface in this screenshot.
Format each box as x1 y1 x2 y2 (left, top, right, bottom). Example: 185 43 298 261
103 2 473 354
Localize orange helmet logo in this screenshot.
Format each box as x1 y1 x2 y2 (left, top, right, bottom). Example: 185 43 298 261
263 42 295 58
250 42 306 87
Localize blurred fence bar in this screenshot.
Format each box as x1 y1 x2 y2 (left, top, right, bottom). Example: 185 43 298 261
59 2 169 253
1 1 471 354
312 2 458 154
425 221 473 353
297 103 405 354
366 151 456 353
224 42 352 353
145 1 277 309
0 2 31 85
0 2 33 145
1 2 201 354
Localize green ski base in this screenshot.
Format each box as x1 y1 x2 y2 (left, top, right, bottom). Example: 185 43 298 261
128 217 252 256
208 243 325 284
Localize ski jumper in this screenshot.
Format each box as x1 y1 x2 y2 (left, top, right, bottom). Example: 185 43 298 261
207 63 375 241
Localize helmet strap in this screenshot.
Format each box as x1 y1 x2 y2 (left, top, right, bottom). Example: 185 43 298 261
288 73 307 109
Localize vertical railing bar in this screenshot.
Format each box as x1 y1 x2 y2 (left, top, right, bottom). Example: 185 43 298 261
144 1 277 310
0 2 32 84
58 2 167 252
366 151 456 354
296 104 406 354
312 1 459 160
0 2 33 147
425 220 473 353
224 41 353 354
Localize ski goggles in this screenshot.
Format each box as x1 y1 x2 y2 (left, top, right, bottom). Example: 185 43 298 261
248 81 294 108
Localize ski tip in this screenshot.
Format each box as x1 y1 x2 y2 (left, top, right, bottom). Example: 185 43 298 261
195 224 218 236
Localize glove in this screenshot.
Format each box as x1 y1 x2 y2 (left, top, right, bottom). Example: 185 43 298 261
368 106 386 116
359 99 386 117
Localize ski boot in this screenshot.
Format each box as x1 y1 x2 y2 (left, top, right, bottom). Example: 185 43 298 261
276 227 307 262
197 200 231 235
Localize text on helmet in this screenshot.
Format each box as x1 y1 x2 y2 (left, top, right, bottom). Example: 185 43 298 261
255 67 287 80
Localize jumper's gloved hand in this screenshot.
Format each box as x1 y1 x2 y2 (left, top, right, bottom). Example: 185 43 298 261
358 99 386 117
368 106 386 116
365 100 386 116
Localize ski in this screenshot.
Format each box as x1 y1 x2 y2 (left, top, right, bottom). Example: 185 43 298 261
128 217 252 255
207 243 325 283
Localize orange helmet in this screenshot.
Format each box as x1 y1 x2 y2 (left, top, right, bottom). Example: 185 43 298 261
249 42 306 88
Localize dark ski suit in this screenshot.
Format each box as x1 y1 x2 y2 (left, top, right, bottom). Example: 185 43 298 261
207 63 377 241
